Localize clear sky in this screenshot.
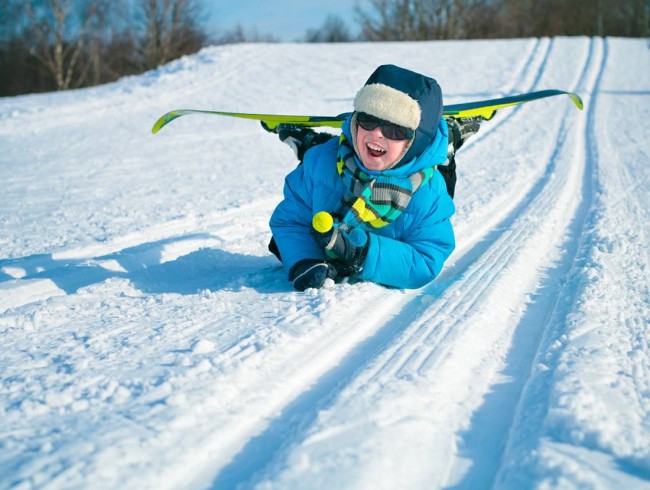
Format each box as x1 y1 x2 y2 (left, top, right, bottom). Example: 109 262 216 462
207 1 367 42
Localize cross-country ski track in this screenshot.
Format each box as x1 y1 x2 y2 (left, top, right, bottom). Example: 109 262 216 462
0 37 648 489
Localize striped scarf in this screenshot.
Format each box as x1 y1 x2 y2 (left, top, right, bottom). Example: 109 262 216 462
336 133 435 229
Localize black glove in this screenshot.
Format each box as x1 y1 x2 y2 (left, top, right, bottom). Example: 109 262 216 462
447 116 483 153
290 259 337 291
261 122 335 162
312 212 369 278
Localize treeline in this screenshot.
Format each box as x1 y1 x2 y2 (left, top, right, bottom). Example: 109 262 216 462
1 0 647 97
0 0 211 96
355 0 648 41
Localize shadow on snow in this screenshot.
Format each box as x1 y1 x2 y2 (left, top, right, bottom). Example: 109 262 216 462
0 235 287 296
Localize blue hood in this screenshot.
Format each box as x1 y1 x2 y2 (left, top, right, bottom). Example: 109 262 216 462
353 64 446 168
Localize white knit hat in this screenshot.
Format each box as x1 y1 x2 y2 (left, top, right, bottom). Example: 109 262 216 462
353 83 421 130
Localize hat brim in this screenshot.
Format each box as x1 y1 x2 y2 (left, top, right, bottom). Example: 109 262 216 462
353 83 421 130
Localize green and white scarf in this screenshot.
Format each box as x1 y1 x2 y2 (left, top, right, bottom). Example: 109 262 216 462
336 133 435 229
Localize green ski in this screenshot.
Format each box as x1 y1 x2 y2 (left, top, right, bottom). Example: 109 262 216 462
441 89 583 119
151 110 344 134
151 89 583 134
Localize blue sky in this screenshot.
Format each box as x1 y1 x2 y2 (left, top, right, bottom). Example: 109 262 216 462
207 1 367 42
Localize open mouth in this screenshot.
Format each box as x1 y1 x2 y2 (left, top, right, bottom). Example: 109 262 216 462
366 142 387 158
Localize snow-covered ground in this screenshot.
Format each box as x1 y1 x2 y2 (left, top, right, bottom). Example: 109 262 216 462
0 37 648 489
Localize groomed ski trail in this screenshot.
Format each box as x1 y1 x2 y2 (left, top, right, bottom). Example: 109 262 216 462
1 38 648 490
494 37 650 489
212 37 604 489
0 37 553 489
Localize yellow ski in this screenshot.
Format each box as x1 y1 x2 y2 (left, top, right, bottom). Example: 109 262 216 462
152 89 583 134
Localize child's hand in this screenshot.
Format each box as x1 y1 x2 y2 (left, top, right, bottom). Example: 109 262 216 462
290 259 337 291
312 212 369 277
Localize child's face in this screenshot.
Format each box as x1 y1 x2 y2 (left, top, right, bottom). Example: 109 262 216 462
356 124 409 171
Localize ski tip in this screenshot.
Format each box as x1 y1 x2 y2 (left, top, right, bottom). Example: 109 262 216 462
151 111 183 134
151 114 168 134
568 93 584 110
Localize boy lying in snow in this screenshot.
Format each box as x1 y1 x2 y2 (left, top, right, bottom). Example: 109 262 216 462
266 64 480 291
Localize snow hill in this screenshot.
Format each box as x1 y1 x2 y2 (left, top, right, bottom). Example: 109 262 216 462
0 37 648 489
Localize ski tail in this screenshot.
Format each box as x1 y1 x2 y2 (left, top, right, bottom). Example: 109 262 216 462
151 89 583 134
443 89 583 120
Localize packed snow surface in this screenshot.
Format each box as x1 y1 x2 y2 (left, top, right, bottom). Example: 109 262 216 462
1 37 648 489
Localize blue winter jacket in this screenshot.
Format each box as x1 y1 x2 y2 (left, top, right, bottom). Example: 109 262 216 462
270 117 455 289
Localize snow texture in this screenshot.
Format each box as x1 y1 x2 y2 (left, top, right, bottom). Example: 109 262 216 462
0 37 648 489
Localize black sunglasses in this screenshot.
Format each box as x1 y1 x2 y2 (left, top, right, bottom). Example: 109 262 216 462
356 112 414 141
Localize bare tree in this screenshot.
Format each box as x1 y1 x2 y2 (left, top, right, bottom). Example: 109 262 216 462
3 0 647 97
356 0 486 41
498 0 649 37
357 0 402 41
134 0 206 70
2 0 210 95
24 0 105 90
356 0 649 40
305 14 354 42
214 24 279 44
